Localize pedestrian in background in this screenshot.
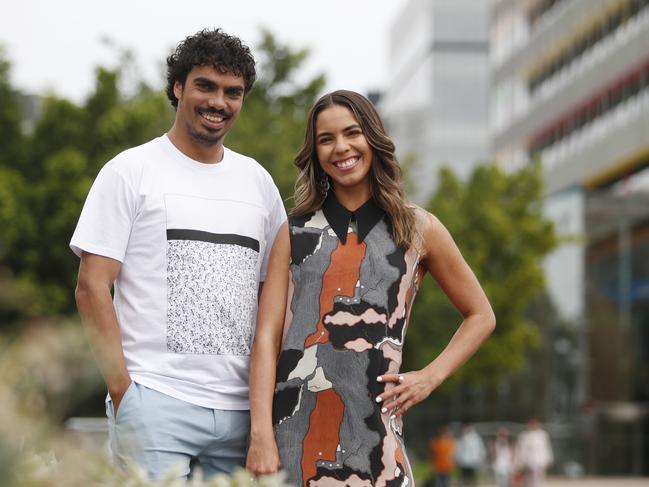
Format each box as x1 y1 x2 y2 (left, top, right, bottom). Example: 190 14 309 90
516 418 553 487
429 425 456 487
455 423 486 486
490 427 514 487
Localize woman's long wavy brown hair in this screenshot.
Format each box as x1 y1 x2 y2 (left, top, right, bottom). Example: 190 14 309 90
291 90 416 249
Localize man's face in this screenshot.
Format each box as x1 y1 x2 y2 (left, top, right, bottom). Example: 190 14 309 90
173 65 245 147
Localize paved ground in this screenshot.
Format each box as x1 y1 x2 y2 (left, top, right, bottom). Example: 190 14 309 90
479 478 648 487
546 479 647 487
65 420 648 486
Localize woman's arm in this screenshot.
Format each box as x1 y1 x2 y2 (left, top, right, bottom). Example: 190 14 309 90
246 221 291 476
376 211 495 416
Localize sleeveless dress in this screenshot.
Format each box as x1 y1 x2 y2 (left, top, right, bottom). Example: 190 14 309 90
273 195 422 487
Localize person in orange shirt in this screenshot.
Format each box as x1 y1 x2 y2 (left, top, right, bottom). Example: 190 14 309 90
429 425 456 487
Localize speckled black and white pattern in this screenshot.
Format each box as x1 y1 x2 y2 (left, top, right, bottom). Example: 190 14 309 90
166 240 258 355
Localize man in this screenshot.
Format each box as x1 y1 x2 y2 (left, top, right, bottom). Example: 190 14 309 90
71 28 286 480
455 423 486 487
428 425 455 487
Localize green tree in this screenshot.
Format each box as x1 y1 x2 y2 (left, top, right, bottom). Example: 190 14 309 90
227 29 326 201
0 54 173 319
0 51 34 323
0 51 27 256
404 162 558 386
0 49 25 171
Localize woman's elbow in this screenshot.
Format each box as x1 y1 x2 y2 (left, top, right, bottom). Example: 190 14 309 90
484 308 496 335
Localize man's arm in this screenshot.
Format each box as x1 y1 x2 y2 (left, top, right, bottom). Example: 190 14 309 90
75 251 131 414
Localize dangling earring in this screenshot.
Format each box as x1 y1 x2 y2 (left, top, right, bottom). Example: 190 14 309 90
318 174 330 197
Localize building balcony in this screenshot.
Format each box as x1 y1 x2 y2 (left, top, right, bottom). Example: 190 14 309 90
530 5 649 109
493 10 649 151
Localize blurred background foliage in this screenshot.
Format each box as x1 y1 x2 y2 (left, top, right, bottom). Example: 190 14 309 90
226 29 326 199
0 30 558 482
405 162 558 385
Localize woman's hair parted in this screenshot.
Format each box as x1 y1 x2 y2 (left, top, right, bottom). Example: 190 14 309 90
165 28 257 109
292 90 416 249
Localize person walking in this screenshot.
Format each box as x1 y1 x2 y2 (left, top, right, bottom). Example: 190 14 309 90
71 28 286 480
455 423 486 486
491 427 515 487
429 425 456 487
516 418 553 487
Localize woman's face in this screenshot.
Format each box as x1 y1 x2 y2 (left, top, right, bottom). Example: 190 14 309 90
315 104 373 197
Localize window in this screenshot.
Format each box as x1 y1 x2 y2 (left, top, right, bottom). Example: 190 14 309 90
527 0 649 94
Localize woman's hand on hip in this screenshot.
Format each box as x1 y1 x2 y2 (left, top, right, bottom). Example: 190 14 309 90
375 369 441 417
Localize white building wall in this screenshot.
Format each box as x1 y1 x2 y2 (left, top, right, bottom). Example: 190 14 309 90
382 0 490 204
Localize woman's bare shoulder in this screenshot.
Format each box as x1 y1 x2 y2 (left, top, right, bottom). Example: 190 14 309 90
408 204 442 238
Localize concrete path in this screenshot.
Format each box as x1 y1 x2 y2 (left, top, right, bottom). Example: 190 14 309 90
543 478 648 487
479 478 648 487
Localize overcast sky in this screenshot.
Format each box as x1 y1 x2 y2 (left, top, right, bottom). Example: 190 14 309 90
1 0 408 103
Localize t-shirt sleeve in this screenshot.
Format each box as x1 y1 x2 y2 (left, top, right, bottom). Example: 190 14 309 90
69 164 137 262
260 187 287 281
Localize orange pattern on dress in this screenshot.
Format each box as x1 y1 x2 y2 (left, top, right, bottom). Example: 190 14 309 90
301 388 345 486
304 233 366 347
395 446 405 465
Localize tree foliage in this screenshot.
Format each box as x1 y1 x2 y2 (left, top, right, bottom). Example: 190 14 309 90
0 61 172 319
0 48 25 171
404 163 559 385
0 55 166 319
227 29 325 201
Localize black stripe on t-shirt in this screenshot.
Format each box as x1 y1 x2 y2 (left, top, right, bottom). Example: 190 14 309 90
167 229 259 252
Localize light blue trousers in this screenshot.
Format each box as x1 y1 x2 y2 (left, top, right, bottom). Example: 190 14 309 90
106 381 249 480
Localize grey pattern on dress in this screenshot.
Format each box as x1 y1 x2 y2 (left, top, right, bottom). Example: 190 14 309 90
359 219 400 312
316 344 379 475
282 230 338 351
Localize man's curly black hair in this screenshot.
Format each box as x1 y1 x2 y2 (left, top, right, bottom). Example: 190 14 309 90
165 28 257 109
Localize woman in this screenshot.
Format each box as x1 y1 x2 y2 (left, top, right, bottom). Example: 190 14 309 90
246 90 495 486
515 418 553 487
491 427 514 487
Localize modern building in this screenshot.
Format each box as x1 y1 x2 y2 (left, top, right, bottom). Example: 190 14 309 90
491 0 649 475
381 0 490 204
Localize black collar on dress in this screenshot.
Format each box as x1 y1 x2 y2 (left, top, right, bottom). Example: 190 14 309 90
321 192 386 244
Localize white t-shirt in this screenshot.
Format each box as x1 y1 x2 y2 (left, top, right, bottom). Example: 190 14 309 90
517 429 553 469
70 135 286 410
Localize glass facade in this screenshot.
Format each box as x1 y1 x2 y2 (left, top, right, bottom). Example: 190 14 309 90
585 163 649 474
491 0 649 474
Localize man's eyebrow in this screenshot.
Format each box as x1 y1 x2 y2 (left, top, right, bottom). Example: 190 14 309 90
193 76 216 86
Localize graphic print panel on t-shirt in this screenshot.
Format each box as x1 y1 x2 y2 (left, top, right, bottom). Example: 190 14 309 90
165 194 262 355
